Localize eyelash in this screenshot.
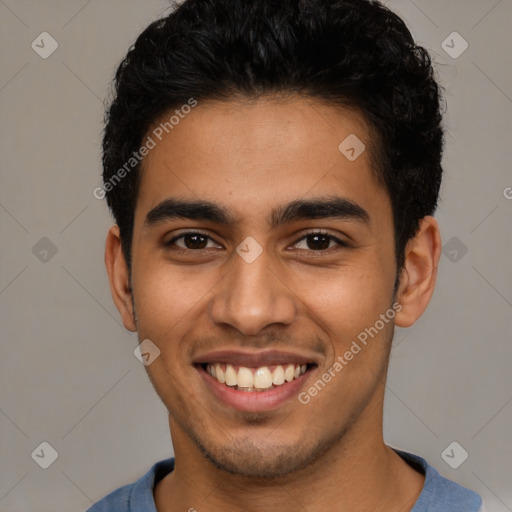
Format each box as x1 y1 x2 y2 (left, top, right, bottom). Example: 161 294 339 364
294 230 349 252
165 230 349 253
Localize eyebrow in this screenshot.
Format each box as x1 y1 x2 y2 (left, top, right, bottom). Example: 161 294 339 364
144 196 370 228
145 199 234 226
270 196 370 228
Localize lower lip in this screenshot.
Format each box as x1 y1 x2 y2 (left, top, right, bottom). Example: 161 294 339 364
198 366 313 412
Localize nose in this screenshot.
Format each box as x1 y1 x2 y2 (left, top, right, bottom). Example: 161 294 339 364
209 249 297 336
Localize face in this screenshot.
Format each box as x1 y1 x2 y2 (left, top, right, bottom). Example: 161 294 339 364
113 97 405 477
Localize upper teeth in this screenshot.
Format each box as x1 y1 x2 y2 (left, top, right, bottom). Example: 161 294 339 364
207 363 307 391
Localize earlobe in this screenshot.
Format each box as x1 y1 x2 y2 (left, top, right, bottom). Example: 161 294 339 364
105 226 137 332
394 216 442 328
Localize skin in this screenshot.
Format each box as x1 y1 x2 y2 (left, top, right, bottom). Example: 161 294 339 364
105 96 441 511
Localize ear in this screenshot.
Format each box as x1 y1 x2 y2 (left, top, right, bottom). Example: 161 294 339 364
394 216 442 328
105 226 137 332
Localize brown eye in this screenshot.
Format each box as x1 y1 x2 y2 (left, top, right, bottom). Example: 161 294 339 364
182 234 208 249
167 232 221 250
294 232 347 251
305 234 331 250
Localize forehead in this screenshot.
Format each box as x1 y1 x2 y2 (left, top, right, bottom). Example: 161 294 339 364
136 96 389 224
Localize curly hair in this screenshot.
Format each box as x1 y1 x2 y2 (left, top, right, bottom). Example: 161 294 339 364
102 0 444 271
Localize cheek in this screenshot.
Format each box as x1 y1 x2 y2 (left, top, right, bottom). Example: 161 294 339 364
294 270 395 420
294 265 393 345
130 265 212 401
130 261 216 342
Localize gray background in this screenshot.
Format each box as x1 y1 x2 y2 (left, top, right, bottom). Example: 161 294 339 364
0 0 511 511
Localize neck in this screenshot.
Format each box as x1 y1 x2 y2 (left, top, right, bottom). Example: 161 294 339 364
154 391 424 512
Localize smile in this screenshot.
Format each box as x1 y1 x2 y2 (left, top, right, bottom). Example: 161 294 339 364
194 349 319 411
204 363 309 392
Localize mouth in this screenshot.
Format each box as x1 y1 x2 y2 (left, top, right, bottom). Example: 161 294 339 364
194 350 319 412
202 362 312 392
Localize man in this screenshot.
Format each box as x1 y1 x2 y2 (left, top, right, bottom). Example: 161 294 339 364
90 0 483 510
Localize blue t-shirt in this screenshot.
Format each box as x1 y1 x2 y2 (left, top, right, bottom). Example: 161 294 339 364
87 450 482 511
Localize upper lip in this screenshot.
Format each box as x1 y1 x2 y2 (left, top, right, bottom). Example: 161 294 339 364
193 349 321 368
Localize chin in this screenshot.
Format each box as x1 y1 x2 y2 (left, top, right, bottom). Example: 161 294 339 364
193 432 337 479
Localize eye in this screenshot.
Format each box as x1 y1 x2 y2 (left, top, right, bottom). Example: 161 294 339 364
293 231 347 251
166 232 221 250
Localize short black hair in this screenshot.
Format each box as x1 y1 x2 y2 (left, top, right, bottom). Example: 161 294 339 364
102 0 444 271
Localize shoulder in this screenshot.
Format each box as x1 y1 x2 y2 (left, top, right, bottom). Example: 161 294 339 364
394 450 482 512
86 458 175 512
